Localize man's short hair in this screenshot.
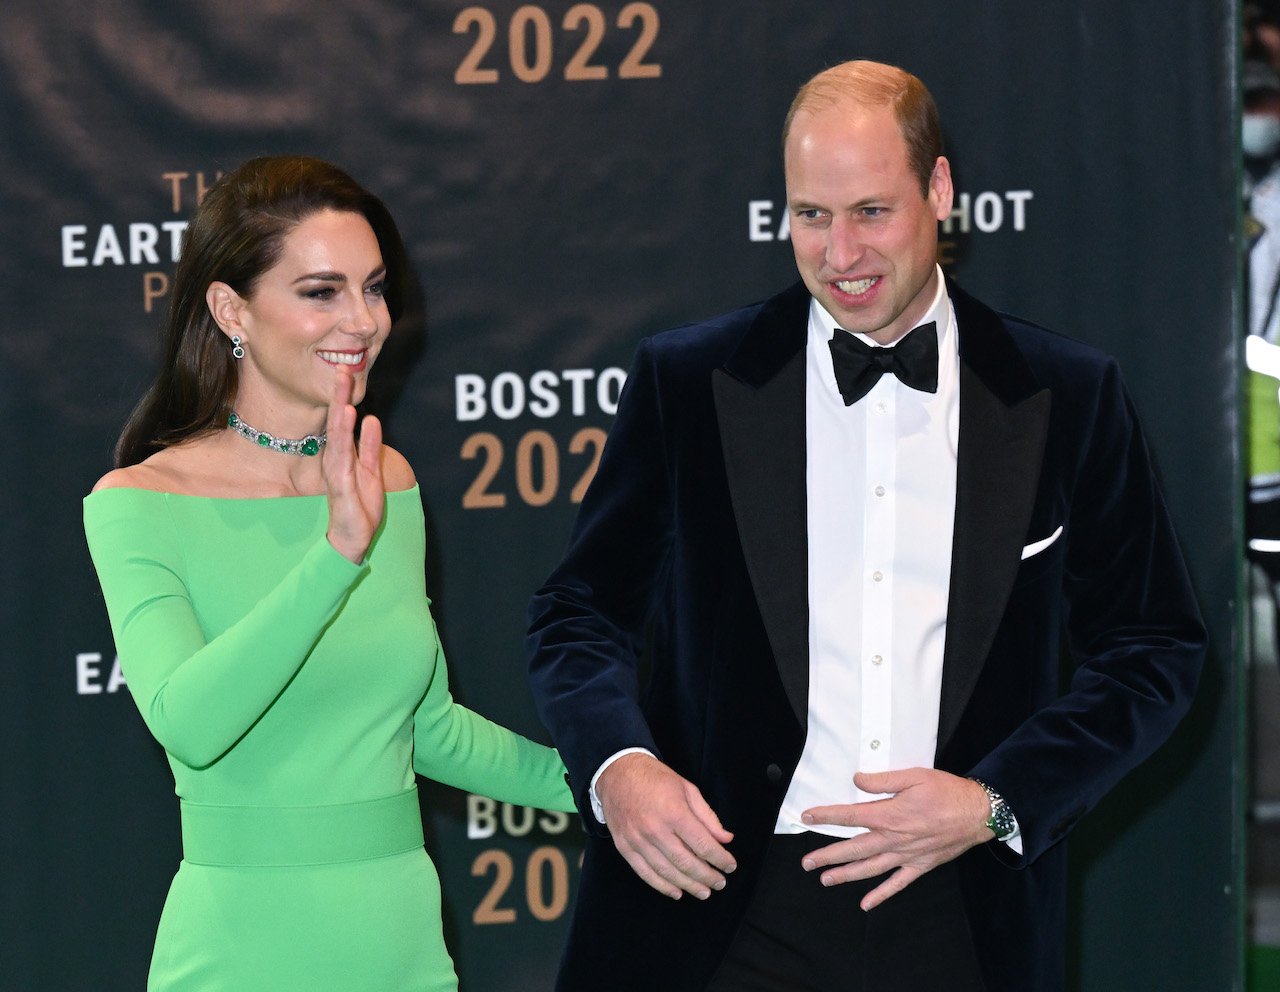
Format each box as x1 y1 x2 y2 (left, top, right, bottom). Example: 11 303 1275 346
783 60 944 198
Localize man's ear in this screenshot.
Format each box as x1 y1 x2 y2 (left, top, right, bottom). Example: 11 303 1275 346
206 281 247 338
929 156 954 221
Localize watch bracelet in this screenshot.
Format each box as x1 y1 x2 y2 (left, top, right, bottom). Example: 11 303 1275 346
971 778 1016 840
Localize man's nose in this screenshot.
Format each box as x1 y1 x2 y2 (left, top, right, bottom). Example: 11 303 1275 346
826 216 865 272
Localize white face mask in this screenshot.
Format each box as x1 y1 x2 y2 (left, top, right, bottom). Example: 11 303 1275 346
1244 113 1280 159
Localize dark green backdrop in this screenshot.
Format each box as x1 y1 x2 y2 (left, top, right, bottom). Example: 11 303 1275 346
0 2 1242 989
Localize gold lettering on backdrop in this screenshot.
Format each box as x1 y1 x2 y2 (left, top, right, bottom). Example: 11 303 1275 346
162 170 224 213
454 8 500 84
460 427 607 510
563 3 608 81
525 847 571 921
472 850 519 924
617 2 661 78
453 3 661 84
567 427 606 502
461 432 508 509
143 271 169 312
163 172 189 213
509 6 554 83
514 430 559 506
470 847 577 925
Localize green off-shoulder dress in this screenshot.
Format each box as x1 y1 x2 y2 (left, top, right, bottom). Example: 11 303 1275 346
83 485 573 992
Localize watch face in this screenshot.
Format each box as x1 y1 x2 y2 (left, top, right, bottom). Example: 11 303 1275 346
989 799 1015 839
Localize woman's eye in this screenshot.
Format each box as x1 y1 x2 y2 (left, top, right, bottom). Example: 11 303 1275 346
366 280 387 297
303 286 335 300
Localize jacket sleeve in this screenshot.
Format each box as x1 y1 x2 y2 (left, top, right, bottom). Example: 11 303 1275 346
83 490 365 769
967 360 1206 865
527 338 674 829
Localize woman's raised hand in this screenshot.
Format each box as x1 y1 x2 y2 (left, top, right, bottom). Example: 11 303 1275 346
322 368 385 563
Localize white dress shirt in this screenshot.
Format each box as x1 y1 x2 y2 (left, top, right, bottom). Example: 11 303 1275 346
774 269 959 837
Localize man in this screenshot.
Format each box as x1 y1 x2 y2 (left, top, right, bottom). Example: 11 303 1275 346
527 60 1204 992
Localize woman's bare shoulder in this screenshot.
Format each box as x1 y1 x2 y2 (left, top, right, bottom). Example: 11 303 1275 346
91 441 217 494
92 463 171 494
380 444 417 492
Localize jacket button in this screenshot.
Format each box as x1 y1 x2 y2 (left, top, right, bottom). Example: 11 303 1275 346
765 763 782 782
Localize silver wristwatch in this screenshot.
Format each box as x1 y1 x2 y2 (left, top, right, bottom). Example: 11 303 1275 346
972 778 1016 840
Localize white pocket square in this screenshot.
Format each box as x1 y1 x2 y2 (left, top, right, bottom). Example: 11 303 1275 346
1020 525 1063 561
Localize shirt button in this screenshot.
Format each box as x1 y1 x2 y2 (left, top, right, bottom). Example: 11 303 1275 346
869 739 881 750
874 485 885 497
874 402 887 415
871 654 883 666
872 570 883 582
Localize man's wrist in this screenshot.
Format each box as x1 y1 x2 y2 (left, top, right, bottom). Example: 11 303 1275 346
590 748 655 823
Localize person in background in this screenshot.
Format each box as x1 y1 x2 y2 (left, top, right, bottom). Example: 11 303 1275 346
1245 60 1280 341
1243 60 1280 597
84 155 573 992
527 60 1205 992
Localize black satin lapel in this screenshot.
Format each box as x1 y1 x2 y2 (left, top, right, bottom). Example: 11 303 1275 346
713 353 808 726
936 364 1051 756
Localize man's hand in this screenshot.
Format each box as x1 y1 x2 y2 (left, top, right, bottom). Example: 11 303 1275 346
799 768 992 911
596 752 736 900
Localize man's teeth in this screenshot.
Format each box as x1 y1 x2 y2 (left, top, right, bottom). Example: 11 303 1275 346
319 350 365 365
836 277 877 295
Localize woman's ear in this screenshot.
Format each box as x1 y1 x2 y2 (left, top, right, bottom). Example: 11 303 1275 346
206 281 247 339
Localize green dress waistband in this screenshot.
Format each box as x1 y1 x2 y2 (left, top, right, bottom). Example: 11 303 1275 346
179 787 425 867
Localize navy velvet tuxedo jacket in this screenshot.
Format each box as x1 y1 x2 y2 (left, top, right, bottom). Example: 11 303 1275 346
527 280 1205 992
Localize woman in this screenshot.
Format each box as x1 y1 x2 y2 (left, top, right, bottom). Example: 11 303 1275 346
83 156 575 991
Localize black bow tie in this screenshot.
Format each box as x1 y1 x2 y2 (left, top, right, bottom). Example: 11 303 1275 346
827 321 939 405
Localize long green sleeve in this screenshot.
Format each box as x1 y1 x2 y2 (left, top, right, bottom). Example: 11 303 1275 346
84 488 365 769
412 619 574 812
